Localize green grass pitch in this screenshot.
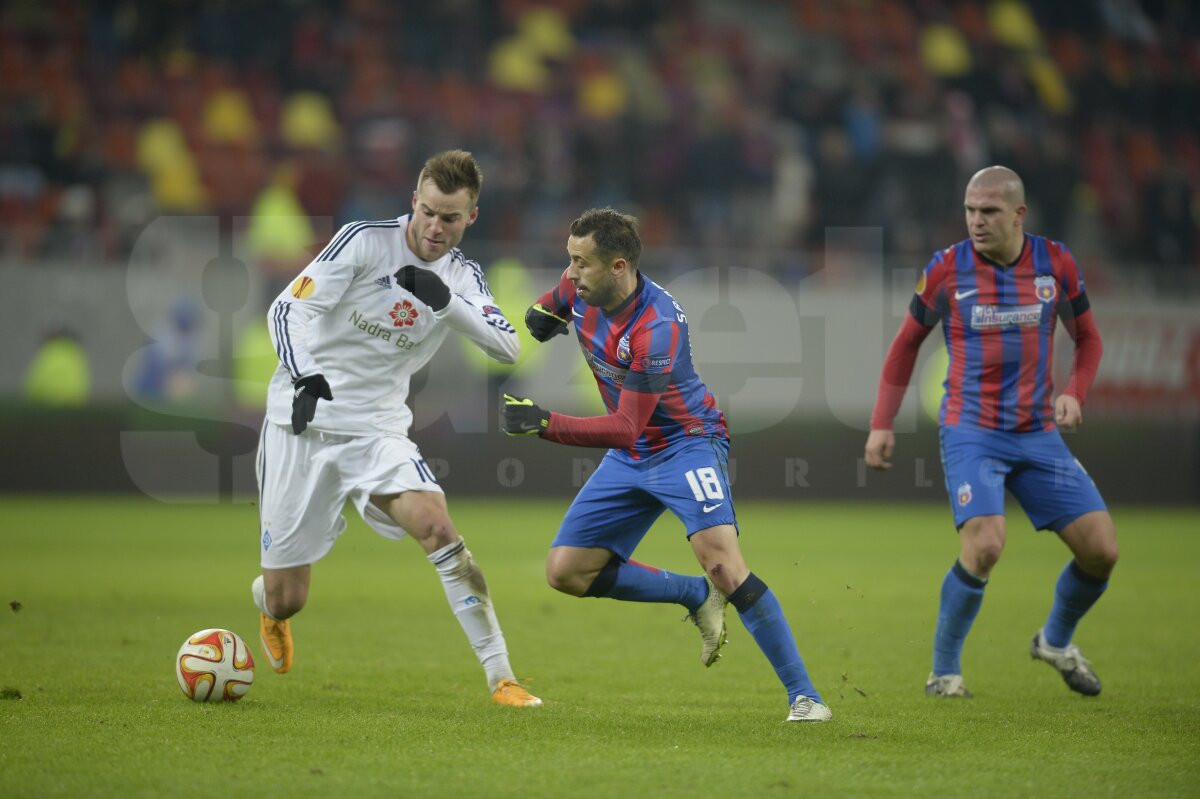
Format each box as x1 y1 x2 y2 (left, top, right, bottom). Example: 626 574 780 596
1 496 1197 798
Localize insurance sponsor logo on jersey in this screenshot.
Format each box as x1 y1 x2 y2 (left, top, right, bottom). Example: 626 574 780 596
616 334 632 364
389 300 420 327
582 349 628 386
970 303 1042 329
956 481 973 507
290 275 316 299
1034 275 1057 304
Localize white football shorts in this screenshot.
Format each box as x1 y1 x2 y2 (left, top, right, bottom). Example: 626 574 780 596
255 421 443 569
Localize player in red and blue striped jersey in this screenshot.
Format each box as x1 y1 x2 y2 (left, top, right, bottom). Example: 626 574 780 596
866 167 1118 699
503 208 830 722
526 252 728 459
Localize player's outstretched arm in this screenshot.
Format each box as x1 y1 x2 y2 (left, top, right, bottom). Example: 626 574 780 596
864 429 895 470
399 264 522 364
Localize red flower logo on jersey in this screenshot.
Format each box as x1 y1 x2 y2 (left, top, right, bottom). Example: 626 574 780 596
389 300 420 327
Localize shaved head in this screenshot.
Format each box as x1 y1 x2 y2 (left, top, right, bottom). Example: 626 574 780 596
966 166 1026 207
963 166 1028 263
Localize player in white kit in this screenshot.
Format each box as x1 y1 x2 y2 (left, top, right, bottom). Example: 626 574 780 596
251 150 541 707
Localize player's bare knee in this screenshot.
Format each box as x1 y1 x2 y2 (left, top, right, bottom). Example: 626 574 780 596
960 517 1005 576
1065 513 1118 577
1095 519 1119 572
961 538 1004 576
545 565 588 597
418 521 459 553
704 562 744 596
964 542 1003 576
1082 537 1119 577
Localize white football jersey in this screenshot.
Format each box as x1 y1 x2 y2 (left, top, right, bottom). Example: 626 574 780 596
265 215 519 435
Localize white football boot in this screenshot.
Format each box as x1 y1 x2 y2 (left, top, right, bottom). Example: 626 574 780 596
1030 629 1101 696
785 695 833 722
685 576 729 667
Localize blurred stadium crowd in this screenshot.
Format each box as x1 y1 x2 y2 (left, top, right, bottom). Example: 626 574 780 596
1 0 1197 279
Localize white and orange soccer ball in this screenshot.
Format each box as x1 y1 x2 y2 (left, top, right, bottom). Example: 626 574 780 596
175 628 254 702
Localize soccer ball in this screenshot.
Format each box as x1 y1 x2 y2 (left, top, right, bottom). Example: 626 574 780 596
175 628 254 702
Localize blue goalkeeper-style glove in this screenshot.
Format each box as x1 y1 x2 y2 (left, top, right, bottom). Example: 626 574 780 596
291 374 333 434
524 303 569 341
395 264 451 311
502 393 550 436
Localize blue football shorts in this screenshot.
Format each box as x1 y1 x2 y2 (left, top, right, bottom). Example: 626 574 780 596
938 425 1107 532
551 436 738 560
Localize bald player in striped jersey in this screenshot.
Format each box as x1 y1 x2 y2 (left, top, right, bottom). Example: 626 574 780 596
252 149 540 708
866 166 1118 699
502 208 830 723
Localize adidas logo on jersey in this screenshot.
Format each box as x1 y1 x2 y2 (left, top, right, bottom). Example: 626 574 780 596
374 275 392 290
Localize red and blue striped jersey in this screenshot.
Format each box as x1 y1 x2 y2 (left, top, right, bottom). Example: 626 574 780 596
539 270 727 460
912 234 1092 432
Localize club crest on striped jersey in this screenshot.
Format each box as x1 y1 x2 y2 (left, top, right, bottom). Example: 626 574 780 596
1034 275 1057 303
617 334 632 364
389 299 419 327
290 276 316 299
956 481 973 506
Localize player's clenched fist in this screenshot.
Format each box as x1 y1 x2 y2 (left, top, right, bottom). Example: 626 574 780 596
501 393 550 436
524 303 569 341
864 429 895 470
1054 394 1083 430
291 374 333 434
395 264 451 311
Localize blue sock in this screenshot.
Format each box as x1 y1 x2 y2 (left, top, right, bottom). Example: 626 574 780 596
583 556 708 610
932 561 987 676
728 573 821 705
1043 560 1108 648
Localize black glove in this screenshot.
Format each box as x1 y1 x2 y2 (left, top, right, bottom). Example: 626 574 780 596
395 264 450 311
501 393 550 436
291 374 333 434
525 303 569 341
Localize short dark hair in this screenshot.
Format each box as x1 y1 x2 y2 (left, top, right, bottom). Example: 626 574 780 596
569 208 642 268
417 150 483 204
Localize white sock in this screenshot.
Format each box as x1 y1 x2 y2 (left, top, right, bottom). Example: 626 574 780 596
251 575 280 620
428 538 514 691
